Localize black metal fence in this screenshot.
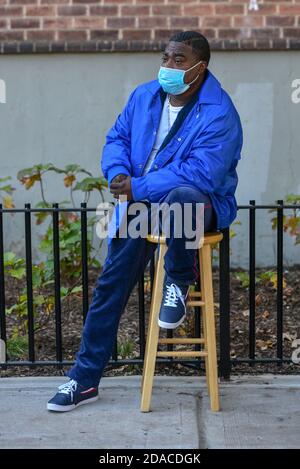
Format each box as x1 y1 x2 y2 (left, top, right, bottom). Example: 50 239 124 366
0 200 298 379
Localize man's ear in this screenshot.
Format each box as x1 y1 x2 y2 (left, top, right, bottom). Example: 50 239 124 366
200 61 207 74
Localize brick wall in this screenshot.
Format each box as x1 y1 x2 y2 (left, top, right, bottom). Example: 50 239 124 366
1 0 300 53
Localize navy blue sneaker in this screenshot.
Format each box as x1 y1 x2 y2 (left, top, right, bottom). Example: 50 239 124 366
47 379 99 412
158 277 190 329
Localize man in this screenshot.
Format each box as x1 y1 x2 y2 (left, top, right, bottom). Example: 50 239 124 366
47 31 243 412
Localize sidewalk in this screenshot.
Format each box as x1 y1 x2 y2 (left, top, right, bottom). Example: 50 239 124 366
0 374 299 449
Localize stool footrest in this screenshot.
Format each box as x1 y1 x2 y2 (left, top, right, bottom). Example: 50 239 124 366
188 291 202 298
186 300 205 307
156 351 208 358
158 338 205 345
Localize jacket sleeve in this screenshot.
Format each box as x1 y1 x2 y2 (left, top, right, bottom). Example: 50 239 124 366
131 110 243 202
101 88 137 185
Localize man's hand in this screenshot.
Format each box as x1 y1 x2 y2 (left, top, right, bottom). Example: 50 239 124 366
111 173 128 184
110 175 133 201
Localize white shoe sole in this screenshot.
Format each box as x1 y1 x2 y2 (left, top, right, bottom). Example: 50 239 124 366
158 313 186 330
47 395 99 412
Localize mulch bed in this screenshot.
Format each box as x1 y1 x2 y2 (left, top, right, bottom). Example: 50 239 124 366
1 264 300 379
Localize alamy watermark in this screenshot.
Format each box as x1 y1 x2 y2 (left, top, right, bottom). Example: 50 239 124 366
95 198 205 250
292 339 300 364
291 79 300 104
0 79 6 104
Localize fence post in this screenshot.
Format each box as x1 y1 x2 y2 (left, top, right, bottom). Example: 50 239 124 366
0 203 6 363
219 227 231 380
276 199 284 366
249 200 256 365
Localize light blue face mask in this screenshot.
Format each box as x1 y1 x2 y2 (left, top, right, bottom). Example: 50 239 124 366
158 60 203 95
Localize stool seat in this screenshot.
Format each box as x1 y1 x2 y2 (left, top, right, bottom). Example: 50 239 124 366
140 230 223 413
147 231 223 246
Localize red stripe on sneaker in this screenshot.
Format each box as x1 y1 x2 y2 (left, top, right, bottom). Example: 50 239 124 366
80 387 97 395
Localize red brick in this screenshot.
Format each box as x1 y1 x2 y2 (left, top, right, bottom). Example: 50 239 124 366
27 30 55 40
121 6 150 16
74 17 105 29
255 39 272 49
58 30 87 41
251 28 280 38
279 5 300 15
234 16 264 28
136 0 163 3
40 0 69 3
266 16 295 27
57 6 87 16
0 31 24 40
154 29 181 40
90 29 118 40
73 0 100 3
43 18 73 29
0 6 23 16
25 6 55 16
272 39 289 49
183 5 214 16
9 0 37 4
11 18 40 29
103 0 132 3
138 16 167 28
153 5 181 16
249 5 277 15
122 29 151 40
89 6 118 16
107 17 135 28
218 28 242 39
283 28 300 38
202 16 231 28
215 5 245 15
170 17 199 28
200 28 216 39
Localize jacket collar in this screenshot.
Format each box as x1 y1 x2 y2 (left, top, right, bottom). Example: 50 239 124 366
144 69 222 105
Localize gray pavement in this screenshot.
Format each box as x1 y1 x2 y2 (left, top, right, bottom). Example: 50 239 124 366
0 374 299 449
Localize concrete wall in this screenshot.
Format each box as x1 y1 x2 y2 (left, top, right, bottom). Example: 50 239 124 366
0 51 299 268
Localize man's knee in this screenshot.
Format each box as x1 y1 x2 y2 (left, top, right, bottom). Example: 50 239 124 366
165 186 209 204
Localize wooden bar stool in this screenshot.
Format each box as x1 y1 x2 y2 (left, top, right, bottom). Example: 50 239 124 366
140 231 223 413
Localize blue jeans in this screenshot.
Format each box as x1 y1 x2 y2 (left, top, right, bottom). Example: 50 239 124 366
66 186 217 387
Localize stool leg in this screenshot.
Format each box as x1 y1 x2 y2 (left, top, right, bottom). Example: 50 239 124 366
199 247 210 395
200 267 210 397
140 243 167 412
141 249 159 394
200 244 220 412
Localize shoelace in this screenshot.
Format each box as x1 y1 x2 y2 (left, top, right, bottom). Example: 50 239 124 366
163 283 184 307
58 379 78 400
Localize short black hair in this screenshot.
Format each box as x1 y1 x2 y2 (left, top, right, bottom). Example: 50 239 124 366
168 31 210 65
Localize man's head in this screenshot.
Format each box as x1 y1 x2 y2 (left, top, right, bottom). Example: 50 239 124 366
159 31 210 98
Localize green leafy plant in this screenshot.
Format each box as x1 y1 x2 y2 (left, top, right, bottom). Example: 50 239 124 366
117 339 135 360
235 269 287 289
17 163 108 281
3 163 107 356
0 176 15 208
269 194 300 244
4 250 84 358
6 335 28 360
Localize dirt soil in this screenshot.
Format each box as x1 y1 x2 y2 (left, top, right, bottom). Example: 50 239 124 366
1 264 300 380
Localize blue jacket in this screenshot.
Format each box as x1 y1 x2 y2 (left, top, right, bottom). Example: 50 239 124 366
101 69 243 240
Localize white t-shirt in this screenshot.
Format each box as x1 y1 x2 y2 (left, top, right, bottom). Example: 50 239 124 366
142 97 184 176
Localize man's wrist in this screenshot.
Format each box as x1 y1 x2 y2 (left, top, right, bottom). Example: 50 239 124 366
107 166 130 185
